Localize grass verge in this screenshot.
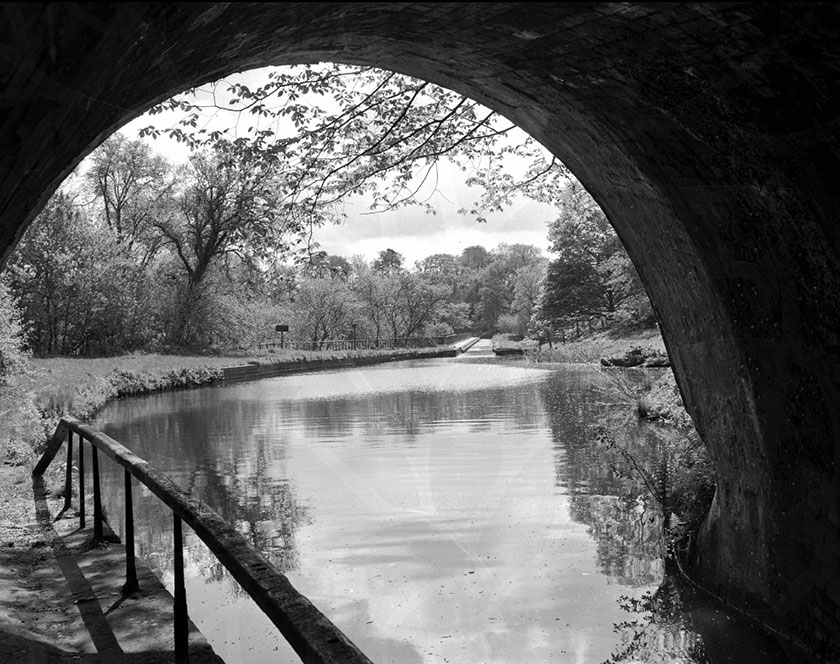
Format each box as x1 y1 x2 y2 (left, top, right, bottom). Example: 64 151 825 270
524 327 667 363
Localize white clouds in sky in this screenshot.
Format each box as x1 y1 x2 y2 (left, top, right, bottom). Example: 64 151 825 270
314 194 557 264
311 158 560 263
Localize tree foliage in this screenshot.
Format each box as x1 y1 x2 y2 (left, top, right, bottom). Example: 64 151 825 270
0 276 44 464
461 243 547 334
84 132 172 264
537 185 653 331
291 278 358 347
6 192 156 355
372 248 405 274
0 279 28 382
379 272 448 339
139 63 569 222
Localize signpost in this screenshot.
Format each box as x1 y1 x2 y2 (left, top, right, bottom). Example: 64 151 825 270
275 324 288 349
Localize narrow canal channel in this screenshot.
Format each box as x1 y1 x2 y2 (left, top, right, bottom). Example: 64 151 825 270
92 341 701 663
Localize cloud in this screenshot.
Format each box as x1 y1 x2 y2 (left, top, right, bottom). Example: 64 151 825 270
315 191 557 263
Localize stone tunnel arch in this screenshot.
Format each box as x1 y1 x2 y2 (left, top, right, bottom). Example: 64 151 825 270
2 3 839 657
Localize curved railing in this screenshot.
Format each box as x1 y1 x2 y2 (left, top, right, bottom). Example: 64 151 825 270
33 417 373 664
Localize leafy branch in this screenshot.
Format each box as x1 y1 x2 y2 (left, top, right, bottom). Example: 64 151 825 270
137 63 568 221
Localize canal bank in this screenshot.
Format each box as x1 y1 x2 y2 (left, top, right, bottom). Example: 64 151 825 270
19 346 466 430
220 345 462 382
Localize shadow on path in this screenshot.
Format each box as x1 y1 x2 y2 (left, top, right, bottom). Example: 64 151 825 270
29 476 223 663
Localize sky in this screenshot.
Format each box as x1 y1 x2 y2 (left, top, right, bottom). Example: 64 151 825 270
302 157 559 265
116 65 563 265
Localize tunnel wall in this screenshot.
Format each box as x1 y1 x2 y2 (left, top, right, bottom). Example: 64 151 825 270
1 3 839 656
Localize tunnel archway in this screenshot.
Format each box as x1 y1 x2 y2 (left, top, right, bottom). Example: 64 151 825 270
2 3 839 656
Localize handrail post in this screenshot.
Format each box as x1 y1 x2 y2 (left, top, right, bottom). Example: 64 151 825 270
92 446 103 542
63 430 73 513
173 515 189 664
123 469 139 593
78 435 85 529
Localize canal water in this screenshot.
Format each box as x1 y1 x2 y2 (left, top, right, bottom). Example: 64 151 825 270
92 342 715 663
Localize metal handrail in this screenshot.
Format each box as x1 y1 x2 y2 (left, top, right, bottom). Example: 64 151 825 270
33 417 373 664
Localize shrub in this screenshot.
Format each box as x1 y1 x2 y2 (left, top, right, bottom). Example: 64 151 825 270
601 345 670 368
0 280 45 463
0 280 28 382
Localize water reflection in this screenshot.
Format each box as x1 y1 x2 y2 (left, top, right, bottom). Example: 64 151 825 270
98 396 310 573
539 369 666 587
92 358 730 663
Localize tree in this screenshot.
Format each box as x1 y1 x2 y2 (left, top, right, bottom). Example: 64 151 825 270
415 252 457 277
84 132 173 264
0 276 44 463
539 184 652 328
379 272 450 339
548 184 621 267
0 279 27 383
459 245 492 271
456 245 492 326
416 253 459 295
539 258 605 323
372 248 405 274
6 192 157 355
292 278 358 347
511 262 547 336
4 194 74 354
152 145 310 344
468 244 545 333
352 264 388 341
348 258 458 342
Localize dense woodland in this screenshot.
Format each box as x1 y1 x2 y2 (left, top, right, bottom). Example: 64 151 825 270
0 64 654 360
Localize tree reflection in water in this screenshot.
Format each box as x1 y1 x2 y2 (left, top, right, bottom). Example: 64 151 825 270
607 573 709 664
96 395 312 597
539 367 711 663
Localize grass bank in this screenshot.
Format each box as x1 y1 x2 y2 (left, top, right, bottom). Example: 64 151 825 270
488 326 665 362
525 327 667 363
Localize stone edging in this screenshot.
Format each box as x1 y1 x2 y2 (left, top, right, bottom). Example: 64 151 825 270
220 348 458 382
